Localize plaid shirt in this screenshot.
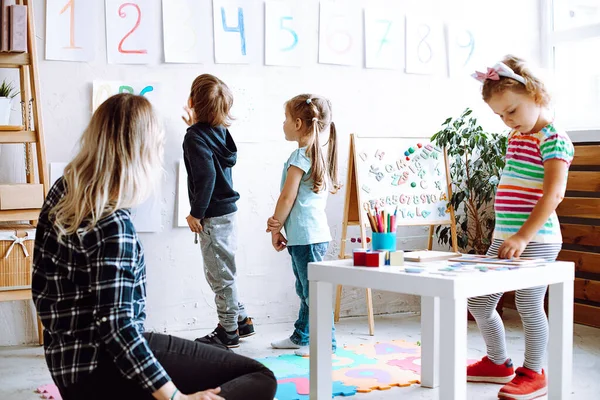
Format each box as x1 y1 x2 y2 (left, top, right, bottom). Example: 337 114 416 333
32 178 170 393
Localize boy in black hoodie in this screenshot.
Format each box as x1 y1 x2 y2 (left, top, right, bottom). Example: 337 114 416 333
182 74 254 348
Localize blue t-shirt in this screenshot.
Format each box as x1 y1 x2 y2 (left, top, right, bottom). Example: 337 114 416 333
281 147 332 246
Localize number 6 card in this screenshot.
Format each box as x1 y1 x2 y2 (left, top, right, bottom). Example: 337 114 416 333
105 0 158 64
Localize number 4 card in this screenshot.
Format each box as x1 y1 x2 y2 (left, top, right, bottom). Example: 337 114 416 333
265 1 303 67
105 0 158 64
45 0 95 62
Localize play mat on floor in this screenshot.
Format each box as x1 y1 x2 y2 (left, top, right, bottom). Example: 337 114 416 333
36 340 424 400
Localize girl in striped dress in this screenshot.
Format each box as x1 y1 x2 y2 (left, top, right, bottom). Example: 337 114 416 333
467 55 574 400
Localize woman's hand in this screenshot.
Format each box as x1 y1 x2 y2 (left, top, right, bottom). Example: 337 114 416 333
498 234 529 259
179 387 224 400
186 215 203 234
266 216 282 233
182 106 195 127
271 232 287 252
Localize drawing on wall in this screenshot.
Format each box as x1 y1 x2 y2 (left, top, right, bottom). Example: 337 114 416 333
45 0 95 62
405 15 445 75
446 24 479 78
162 0 206 64
364 6 403 70
213 0 251 64
49 162 161 232
318 1 362 66
92 80 158 112
105 0 157 64
265 0 302 67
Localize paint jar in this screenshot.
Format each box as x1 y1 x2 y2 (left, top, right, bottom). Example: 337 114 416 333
371 232 397 252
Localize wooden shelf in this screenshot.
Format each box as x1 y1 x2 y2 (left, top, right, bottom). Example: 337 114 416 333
0 52 30 67
0 289 32 301
0 130 36 143
0 208 40 222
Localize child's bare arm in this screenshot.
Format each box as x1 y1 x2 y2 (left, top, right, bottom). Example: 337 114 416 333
266 166 304 233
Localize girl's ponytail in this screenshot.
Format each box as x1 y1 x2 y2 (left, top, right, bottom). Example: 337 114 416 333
327 121 340 193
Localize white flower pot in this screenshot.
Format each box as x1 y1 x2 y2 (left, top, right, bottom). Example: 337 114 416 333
0 97 12 125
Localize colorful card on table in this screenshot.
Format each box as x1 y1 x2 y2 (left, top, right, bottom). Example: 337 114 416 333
404 250 462 262
447 254 546 267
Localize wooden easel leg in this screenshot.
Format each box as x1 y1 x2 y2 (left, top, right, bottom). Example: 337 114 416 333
334 285 343 322
366 288 375 336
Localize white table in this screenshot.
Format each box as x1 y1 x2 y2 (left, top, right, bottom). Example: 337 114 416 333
308 260 574 400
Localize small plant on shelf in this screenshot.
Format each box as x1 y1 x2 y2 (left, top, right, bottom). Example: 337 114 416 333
0 79 19 99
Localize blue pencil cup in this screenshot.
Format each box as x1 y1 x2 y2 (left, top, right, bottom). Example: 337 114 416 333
372 232 397 252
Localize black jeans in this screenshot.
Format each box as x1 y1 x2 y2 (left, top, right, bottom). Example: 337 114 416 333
59 333 277 400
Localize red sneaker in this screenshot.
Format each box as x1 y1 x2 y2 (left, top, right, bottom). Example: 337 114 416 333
498 367 547 400
467 356 515 384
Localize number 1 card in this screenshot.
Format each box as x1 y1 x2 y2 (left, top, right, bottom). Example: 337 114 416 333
46 0 95 62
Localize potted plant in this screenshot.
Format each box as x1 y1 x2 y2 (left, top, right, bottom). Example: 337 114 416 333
431 108 508 317
0 79 19 125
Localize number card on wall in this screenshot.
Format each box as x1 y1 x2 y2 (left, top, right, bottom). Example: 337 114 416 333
105 0 157 64
92 81 158 112
163 0 206 64
405 15 445 75
265 0 302 67
213 0 251 64
318 1 361 66
446 24 479 78
364 6 404 70
353 136 451 225
45 0 95 62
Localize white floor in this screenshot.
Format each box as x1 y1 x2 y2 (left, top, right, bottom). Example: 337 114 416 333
1 309 599 399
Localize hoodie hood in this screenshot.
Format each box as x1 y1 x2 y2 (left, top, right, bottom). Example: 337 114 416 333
187 122 237 167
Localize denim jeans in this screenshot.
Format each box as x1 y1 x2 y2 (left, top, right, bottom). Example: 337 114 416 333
287 242 337 350
58 333 277 400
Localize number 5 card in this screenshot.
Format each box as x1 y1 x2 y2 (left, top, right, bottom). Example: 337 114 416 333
265 0 303 67
105 0 158 64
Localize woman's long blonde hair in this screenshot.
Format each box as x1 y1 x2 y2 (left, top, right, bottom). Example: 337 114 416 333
51 94 164 239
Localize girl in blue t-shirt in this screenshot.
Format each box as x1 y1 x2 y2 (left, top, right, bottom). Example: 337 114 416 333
266 94 340 356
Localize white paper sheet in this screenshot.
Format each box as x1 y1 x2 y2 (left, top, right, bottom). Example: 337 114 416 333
265 1 303 67
105 0 157 64
162 0 206 64
364 6 404 70
45 0 95 62
212 0 251 64
92 80 159 112
318 1 362 66
405 15 445 75
177 160 191 228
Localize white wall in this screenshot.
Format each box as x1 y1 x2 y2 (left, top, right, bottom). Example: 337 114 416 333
0 0 543 345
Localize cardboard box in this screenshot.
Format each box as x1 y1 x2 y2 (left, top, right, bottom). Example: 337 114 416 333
390 251 405 266
353 248 368 266
9 4 26 53
0 184 44 210
365 251 385 267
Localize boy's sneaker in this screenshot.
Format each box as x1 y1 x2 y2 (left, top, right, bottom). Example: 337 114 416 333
195 325 239 349
467 356 515 384
271 337 301 349
238 317 255 338
498 367 547 400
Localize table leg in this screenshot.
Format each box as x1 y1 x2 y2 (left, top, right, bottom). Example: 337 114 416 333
421 296 440 388
309 280 333 400
440 297 467 400
548 281 573 400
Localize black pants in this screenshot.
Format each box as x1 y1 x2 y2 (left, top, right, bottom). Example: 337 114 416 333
58 333 277 400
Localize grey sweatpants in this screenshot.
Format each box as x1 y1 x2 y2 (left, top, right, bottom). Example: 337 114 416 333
199 212 247 332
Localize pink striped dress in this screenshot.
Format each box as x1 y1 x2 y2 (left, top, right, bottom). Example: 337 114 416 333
493 124 574 243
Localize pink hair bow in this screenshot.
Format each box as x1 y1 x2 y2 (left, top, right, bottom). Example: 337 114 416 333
472 67 500 82
471 62 526 85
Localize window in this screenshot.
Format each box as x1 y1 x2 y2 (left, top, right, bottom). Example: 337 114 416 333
545 0 600 130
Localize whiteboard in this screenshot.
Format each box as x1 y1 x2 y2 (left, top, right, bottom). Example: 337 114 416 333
353 135 451 226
